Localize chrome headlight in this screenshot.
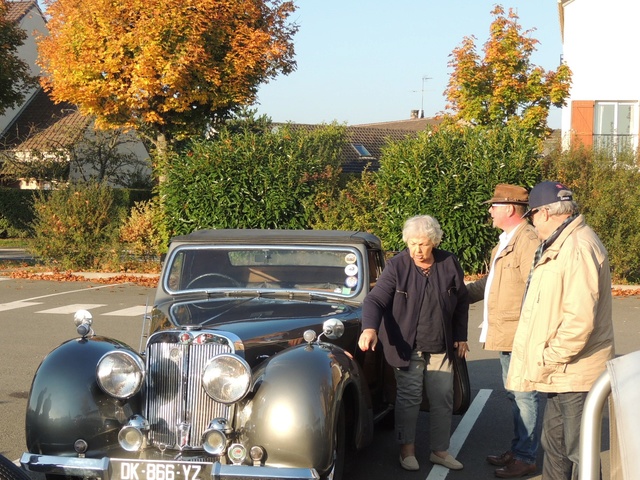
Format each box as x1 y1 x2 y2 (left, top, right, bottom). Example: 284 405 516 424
96 350 145 399
202 354 251 404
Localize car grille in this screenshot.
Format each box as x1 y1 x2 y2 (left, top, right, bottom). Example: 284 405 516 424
144 331 234 449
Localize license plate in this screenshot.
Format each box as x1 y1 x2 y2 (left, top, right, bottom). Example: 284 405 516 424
112 459 210 480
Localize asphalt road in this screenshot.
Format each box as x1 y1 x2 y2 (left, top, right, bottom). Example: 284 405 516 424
1 275 639 480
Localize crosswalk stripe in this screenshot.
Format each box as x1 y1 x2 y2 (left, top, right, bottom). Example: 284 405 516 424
37 304 106 314
0 301 42 312
102 306 148 317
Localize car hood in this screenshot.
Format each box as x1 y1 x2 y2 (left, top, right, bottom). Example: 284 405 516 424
151 296 361 365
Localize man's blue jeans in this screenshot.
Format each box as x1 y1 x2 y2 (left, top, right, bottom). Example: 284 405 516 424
500 352 540 464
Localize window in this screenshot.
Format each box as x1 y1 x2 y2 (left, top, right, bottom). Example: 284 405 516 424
352 143 372 157
593 102 638 152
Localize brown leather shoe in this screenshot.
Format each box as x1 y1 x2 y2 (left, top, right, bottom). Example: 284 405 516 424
495 460 536 478
486 451 514 466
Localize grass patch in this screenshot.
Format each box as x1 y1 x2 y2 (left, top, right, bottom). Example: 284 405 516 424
0 238 32 248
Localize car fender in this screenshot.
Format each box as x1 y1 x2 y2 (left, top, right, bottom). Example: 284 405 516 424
25 337 141 456
237 342 373 473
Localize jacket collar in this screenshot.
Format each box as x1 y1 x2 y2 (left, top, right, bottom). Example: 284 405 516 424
537 214 585 264
495 221 528 258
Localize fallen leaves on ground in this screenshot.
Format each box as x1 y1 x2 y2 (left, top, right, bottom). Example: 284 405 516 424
611 287 640 297
8 270 159 287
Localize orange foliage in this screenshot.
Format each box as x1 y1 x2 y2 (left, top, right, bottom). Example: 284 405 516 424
444 5 571 137
37 0 298 140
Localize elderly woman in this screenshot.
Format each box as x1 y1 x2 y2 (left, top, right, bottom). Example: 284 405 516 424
359 215 469 471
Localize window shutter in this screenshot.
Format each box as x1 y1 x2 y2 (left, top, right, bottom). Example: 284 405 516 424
570 100 594 147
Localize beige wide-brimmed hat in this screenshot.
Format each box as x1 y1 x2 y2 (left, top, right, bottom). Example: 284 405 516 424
482 183 529 205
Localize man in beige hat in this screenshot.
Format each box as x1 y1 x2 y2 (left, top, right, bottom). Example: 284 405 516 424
467 183 541 478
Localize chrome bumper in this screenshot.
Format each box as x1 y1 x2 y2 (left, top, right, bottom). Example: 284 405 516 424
20 453 320 480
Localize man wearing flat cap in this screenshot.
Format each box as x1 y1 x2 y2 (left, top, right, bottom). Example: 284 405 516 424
506 181 615 479
467 184 541 478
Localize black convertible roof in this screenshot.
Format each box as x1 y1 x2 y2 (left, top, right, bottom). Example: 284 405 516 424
169 229 382 249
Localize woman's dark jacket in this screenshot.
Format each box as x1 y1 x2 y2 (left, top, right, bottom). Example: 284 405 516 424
362 248 469 368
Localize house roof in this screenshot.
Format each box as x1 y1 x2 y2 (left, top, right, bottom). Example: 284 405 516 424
6 0 40 23
341 126 419 173
1 88 91 151
354 116 441 132
280 119 438 174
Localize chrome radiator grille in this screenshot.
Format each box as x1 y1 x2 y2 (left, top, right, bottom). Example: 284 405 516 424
144 334 233 449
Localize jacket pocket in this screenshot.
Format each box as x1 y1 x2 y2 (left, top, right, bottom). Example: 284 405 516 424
439 286 459 316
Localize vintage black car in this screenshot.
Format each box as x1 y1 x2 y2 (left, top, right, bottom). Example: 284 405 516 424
20 229 399 480
20 229 470 480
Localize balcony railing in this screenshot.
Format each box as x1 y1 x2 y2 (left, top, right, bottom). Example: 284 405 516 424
593 134 637 153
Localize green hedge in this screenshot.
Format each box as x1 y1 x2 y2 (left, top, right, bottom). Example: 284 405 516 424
161 123 347 236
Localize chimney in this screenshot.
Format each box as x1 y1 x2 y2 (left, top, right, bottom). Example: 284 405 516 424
410 110 419 119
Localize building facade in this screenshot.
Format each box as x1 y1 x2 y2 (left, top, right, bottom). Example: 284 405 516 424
559 0 640 151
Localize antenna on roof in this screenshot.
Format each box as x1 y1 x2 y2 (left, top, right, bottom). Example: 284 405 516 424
419 75 431 119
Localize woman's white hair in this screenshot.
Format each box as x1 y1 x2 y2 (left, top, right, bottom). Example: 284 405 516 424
402 215 443 247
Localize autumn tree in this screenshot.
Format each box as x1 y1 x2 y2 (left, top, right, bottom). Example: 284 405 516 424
0 0 37 115
36 0 298 154
444 5 571 137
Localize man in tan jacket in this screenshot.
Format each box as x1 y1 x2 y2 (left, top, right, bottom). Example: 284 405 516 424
507 181 614 480
467 184 541 478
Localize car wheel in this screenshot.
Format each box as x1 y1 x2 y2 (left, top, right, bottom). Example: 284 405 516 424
0 455 31 480
321 403 345 480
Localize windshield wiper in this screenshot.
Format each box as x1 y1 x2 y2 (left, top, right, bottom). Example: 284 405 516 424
221 289 279 298
204 289 359 306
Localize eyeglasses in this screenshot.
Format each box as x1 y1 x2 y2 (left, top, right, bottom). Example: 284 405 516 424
524 207 548 219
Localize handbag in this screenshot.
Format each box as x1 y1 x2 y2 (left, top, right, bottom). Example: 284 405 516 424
415 352 471 415
451 353 471 415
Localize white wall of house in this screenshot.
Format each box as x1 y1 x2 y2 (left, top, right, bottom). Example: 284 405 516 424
560 0 640 149
0 2 47 135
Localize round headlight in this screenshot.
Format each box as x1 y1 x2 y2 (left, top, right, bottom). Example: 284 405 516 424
96 350 145 399
202 354 251 404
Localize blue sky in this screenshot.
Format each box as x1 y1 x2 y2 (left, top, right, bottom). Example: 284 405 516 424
255 1 564 128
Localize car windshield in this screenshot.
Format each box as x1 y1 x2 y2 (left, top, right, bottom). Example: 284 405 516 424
164 245 364 298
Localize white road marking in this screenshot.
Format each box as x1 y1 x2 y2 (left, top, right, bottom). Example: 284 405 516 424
0 282 145 316
425 389 492 480
103 306 148 317
37 304 106 314
3 282 129 303
0 301 42 312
